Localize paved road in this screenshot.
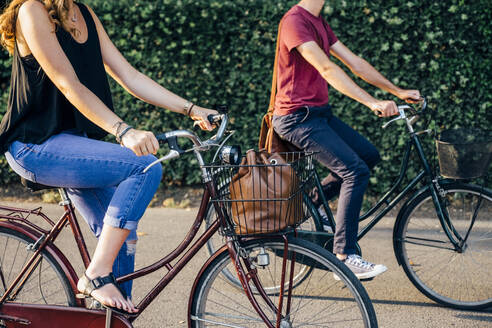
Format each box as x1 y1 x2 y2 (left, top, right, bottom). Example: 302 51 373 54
3 201 491 327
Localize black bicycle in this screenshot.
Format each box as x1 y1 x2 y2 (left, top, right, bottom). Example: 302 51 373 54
205 99 492 310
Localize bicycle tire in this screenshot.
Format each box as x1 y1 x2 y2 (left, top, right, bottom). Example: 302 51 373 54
190 237 377 327
0 226 76 306
204 199 320 294
395 182 492 310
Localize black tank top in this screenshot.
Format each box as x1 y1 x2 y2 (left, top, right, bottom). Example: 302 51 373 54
0 3 113 152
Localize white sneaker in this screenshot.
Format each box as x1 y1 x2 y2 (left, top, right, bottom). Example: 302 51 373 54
318 206 333 233
334 254 387 281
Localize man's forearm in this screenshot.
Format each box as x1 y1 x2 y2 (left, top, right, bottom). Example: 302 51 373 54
352 58 401 97
321 62 378 110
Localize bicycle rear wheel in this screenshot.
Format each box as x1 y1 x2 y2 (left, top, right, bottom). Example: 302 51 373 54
190 237 377 327
0 226 76 306
395 182 492 310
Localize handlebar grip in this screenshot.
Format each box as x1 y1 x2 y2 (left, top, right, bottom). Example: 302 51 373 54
420 97 427 114
207 114 222 125
156 133 168 145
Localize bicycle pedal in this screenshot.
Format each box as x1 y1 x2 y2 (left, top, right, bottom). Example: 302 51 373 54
76 293 91 299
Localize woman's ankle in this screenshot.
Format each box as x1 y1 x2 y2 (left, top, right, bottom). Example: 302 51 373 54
84 266 112 279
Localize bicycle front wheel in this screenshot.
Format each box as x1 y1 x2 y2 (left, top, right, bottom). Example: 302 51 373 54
395 182 492 310
190 237 377 327
0 226 76 306
204 202 319 294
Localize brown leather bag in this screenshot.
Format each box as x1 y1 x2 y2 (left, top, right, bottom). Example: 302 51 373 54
258 22 290 153
229 150 303 235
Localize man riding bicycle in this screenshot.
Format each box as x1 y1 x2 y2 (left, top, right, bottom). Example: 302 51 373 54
272 0 421 279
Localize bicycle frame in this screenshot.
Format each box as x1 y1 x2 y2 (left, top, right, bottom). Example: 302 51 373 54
0 181 292 327
309 120 464 252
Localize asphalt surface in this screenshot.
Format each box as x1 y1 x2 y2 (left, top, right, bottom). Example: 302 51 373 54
2 201 491 327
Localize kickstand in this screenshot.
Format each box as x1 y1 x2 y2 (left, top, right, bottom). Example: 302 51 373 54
105 308 112 328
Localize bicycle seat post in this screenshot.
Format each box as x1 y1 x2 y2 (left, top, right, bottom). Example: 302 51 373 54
58 188 71 206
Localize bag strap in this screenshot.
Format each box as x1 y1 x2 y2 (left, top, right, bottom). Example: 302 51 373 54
267 21 282 114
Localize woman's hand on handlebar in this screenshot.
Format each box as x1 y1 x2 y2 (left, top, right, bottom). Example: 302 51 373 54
121 129 160 156
190 106 219 131
395 89 422 104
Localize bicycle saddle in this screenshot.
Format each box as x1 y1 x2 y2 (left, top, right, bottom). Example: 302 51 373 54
20 177 56 192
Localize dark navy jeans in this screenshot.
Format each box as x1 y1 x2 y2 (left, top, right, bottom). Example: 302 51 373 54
5 130 163 297
273 105 380 254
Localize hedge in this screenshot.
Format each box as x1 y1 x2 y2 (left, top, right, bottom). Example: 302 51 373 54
0 0 490 196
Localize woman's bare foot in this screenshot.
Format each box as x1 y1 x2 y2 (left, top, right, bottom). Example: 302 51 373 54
77 271 138 314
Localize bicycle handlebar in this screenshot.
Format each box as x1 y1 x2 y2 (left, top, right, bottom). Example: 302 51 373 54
382 97 427 130
143 113 228 173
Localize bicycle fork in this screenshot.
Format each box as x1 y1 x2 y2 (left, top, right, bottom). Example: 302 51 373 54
429 179 480 253
227 236 295 328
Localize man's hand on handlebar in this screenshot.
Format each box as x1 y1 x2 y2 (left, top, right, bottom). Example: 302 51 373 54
370 100 399 117
190 106 219 131
395 89 422 104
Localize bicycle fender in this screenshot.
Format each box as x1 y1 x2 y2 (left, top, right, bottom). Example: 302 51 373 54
392 179 457 266
0 220 83 307
1 303 132 328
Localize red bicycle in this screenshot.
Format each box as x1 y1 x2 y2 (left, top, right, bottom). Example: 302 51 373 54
0 112 377 327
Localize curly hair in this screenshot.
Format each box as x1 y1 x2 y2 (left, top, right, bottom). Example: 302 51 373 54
0 0 78 55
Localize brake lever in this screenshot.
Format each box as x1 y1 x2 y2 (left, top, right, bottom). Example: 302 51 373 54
382 116 401 129
382 105 412 129
143 150 180 173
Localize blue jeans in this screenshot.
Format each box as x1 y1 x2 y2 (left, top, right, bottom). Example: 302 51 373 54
5 130 163 297
273 105 380 254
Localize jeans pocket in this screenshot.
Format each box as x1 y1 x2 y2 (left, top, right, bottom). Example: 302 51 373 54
298 106 311 123
273 107 309 137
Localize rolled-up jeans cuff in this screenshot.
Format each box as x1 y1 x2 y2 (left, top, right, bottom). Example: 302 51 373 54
104 215 138 232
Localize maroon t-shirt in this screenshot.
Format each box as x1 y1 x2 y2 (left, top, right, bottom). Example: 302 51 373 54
274 5 338 116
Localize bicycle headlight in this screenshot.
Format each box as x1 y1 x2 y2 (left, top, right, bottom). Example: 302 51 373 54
219 145 241 165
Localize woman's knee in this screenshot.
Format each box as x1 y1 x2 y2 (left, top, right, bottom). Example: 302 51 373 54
139 155 163 183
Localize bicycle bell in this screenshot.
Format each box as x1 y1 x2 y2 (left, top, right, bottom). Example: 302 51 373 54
219 145 241 165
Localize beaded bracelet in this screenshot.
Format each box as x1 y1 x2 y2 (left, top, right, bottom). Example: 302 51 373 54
113 121 124 136
116 125 133 144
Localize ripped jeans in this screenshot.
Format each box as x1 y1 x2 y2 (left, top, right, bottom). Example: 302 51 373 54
5 130 163 297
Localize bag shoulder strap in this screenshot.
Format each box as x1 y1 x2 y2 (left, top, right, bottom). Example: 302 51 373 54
267 21 283 114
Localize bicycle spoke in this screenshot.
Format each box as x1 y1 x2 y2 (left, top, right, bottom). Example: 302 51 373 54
191 240 375 327
207 287 259 318
402 236 456 251
0 228 75 306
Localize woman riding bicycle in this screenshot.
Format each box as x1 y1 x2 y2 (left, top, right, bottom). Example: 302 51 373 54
272 0 421 279
0 0 217 314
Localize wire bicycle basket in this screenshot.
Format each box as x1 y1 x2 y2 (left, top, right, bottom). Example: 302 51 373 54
436 128 492 179
205 152 316 236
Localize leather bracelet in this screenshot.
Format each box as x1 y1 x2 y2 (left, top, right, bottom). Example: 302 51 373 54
116 125 133 144
187 103 196 116
183 101 193 116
